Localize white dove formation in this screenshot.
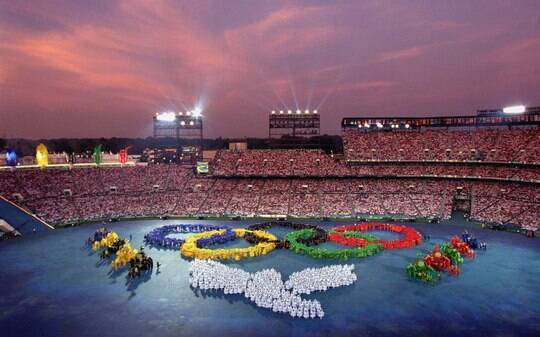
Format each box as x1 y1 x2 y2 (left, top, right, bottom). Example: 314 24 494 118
188 259 357 319
284 265 357 295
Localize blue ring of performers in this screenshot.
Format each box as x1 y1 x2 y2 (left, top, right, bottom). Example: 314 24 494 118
144 224 235 249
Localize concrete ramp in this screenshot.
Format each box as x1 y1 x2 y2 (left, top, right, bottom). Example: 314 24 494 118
0 196 54 236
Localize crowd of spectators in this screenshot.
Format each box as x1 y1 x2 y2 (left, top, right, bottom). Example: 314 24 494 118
349 164 540 181
1 164 538 229
212 149 350 177
343 127 540 163
210 149 540 182
289 193 320 217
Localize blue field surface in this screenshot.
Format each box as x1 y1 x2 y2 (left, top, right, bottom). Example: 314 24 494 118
0 219 539 337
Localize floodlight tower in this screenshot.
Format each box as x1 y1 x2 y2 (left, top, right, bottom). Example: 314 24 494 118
153 110 204 162
268 109 320 148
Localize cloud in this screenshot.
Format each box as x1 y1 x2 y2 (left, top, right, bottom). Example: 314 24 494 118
335 80 397 92
1 0 540 138
224 5 341 59
377 47 425 62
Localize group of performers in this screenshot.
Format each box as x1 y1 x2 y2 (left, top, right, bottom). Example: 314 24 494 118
461 230 487 250
407 230 486 284
87 224 487 285
86 227 154 279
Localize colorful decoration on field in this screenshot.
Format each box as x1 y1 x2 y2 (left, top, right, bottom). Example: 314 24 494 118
181 229 278 260
144 224 235 249
285 229 383 260
86 227 153 279
6 148 17 167
93 144 102 165
328 223 423 249
423 244 451 271
36 143 48 167
450 235 476 258
406 255 441 284
440 242 464 267
112 242 138 269
407 233 484 284
92 231 121 253
461 231 487 250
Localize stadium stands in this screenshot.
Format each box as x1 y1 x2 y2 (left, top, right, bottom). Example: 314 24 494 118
343 128 540 163
1 165 538 229
1 125 539 230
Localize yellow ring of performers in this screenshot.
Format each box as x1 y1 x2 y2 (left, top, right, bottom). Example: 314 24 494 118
181 229 278 261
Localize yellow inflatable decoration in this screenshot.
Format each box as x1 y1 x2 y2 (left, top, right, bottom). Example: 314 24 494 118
90 231 142 270
181 229 278 261
36 143 48 167
112 242 138 269
92 232 120 252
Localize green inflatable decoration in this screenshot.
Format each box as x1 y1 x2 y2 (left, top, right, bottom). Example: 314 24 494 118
441 243 464 266
285 229 383 260
93 144 102 165
406 254 441 284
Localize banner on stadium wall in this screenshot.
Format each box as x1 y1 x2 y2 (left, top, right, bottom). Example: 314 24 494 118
6 148 17 167
196 161 209 174
93 144 102 165
36 143 48 167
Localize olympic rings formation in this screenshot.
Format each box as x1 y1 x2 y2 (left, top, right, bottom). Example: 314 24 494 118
145 222 423 260
181 229 278 261
144 224 235 249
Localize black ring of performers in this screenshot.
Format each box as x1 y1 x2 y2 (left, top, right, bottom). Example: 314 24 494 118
244 221 328 248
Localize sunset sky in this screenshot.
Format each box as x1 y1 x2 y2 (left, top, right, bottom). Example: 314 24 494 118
1 0 539 139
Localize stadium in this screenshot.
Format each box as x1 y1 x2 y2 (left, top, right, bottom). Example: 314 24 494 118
1 2 540 337
1 104 540 337
2 106 540 228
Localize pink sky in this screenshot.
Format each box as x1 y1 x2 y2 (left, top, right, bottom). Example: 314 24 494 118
1 0 539 138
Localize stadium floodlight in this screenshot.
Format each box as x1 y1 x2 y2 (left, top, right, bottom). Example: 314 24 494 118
271 110 275 114
503 105 526 114
376 122 383 128
405 123 410 129
364 122 370 128
305 109 309 114
296 109 301 114
193 108 202 118
279 110 284 114
156 112 176 122
189 121 194 126
313 110 318 114
180 121 186 126
288 110 292 114
178 112 183 115
186 111 192 116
